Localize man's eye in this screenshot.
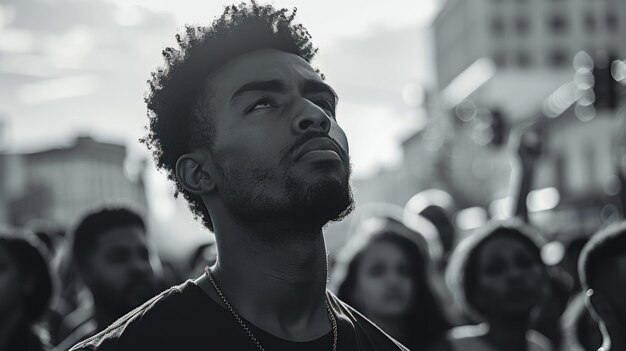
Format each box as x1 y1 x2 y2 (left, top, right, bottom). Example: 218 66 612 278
248 98 275 111
314 99 335 117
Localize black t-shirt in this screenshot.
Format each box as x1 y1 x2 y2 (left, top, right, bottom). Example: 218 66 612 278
69 280 409 351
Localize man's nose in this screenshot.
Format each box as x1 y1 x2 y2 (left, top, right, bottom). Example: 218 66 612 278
291 98 331 134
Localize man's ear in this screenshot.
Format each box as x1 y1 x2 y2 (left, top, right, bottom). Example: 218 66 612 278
175 153 216 194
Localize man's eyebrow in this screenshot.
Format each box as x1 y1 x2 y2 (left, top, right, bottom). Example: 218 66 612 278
303 80 338 103
230 80 286 104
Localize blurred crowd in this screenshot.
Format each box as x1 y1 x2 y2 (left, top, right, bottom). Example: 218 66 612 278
1 127 625 351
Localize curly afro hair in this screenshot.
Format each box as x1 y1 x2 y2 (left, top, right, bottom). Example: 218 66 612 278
141 1 320 231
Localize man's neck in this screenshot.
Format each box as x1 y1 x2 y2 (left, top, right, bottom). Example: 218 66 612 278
208 216 331 342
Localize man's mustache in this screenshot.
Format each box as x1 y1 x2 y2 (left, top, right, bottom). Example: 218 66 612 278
283 131 349 164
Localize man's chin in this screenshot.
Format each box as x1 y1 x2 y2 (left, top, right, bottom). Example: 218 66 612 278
291 179 354 225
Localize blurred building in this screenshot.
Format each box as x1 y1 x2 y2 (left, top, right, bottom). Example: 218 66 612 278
0 118 6 223
0 118 5 150
0 135 147 228
527 106 625 237
434 0 626 119
395 0 626 236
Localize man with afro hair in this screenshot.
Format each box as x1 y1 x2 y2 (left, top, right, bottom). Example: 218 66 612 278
71 2 408 350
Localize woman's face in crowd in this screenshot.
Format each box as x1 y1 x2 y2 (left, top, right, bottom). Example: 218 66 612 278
0 244 23 317
352 240 414 319
473 235 546 319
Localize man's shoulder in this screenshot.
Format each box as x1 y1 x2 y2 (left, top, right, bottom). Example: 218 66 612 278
327 291 410 351
68 280 200 351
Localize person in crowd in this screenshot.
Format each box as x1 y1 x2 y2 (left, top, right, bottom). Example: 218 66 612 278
578 221 626 351
528 235 593 351
58 206 160 350
430 221 553 351
71 2 409 350
49 237 92 347
405 189 457 262
0 228 54 351
560 292 602 351
507 125 571 349
612 117 626 216
531 268 570 350
560 236 591 298
332 216 451 350
403 193 468 326
508 126 542 224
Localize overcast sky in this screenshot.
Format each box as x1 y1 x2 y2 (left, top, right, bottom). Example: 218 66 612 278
0 0 440 176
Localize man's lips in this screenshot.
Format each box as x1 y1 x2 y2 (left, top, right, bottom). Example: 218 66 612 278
294 137 343 162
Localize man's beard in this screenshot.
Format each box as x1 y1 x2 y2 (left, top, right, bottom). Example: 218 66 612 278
284 165 355 227
215 147 354 232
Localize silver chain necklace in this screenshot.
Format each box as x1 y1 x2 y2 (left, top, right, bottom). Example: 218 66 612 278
204 267 338 351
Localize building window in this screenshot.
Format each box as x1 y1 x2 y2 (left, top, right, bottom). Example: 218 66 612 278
516 16 530 35
548 14 568 34
548 49 569 67
491 17 505 36
517 51 532 67
584 14 596 32
607 12 619 32
492 51 506 67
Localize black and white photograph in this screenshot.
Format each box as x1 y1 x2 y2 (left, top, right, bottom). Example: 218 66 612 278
0 0 625 350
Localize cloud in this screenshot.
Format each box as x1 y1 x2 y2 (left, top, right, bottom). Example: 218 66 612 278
5 0 116 32
18 75 99 105
0 28 34 53
41 26 95 69
318 24 434 103
0 4 16 28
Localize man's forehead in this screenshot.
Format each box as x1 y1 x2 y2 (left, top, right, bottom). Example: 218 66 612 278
207 49 322 92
